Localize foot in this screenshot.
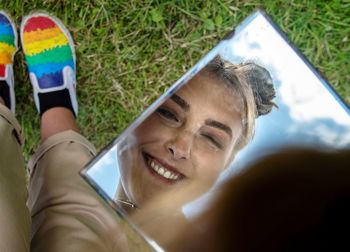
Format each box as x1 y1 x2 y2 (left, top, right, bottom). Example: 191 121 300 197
0 11 18 113
20 12 78 116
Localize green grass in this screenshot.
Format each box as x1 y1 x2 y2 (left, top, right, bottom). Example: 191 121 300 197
1 0 349 160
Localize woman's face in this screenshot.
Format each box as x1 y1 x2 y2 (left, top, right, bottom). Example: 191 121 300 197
119 71 243 207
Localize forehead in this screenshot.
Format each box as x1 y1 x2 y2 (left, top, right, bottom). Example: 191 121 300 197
177 72 242 111
175 72 243 128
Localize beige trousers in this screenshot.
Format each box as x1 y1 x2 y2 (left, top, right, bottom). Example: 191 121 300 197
0 104 30 252
0 104 152 252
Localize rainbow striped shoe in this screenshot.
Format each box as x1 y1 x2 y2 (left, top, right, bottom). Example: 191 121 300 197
0 11 18 113
20 12 78 115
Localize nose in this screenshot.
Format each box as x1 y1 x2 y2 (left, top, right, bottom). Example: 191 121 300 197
166 131 193 160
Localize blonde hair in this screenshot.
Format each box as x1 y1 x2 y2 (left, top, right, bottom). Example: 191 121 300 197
203 56 276 153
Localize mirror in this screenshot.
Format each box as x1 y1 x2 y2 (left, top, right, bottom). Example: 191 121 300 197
81 10 350 251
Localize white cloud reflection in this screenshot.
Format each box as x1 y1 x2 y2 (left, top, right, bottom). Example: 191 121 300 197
221 13 350 150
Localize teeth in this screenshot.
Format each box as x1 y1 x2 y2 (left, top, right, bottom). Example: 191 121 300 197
164 171 171 179
158 167 165 175
148 158 180 180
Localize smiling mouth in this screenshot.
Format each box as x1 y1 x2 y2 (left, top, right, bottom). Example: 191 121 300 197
143 152 184 183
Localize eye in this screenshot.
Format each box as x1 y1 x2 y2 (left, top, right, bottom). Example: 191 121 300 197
156 107 179 122
201 133 223 149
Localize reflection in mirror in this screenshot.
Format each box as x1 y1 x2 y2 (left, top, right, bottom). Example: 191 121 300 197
114 56 276 212
82 10 350 251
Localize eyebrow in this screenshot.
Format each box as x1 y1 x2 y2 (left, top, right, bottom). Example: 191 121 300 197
205 119 232 138
170 94 190 111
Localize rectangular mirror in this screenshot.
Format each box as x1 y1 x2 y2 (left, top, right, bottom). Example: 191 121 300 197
81 10 350 251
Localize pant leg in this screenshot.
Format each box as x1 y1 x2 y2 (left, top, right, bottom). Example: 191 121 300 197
0 104 30 252
28 130 153 252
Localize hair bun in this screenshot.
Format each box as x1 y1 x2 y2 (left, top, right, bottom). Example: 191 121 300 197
238 63 277 116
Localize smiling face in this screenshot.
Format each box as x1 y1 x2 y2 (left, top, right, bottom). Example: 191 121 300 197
118 70 244 208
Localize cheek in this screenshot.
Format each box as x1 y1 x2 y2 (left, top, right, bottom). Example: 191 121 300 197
194 152 227 181
134 115 160 142
134 115 171 144
193 144 235 182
